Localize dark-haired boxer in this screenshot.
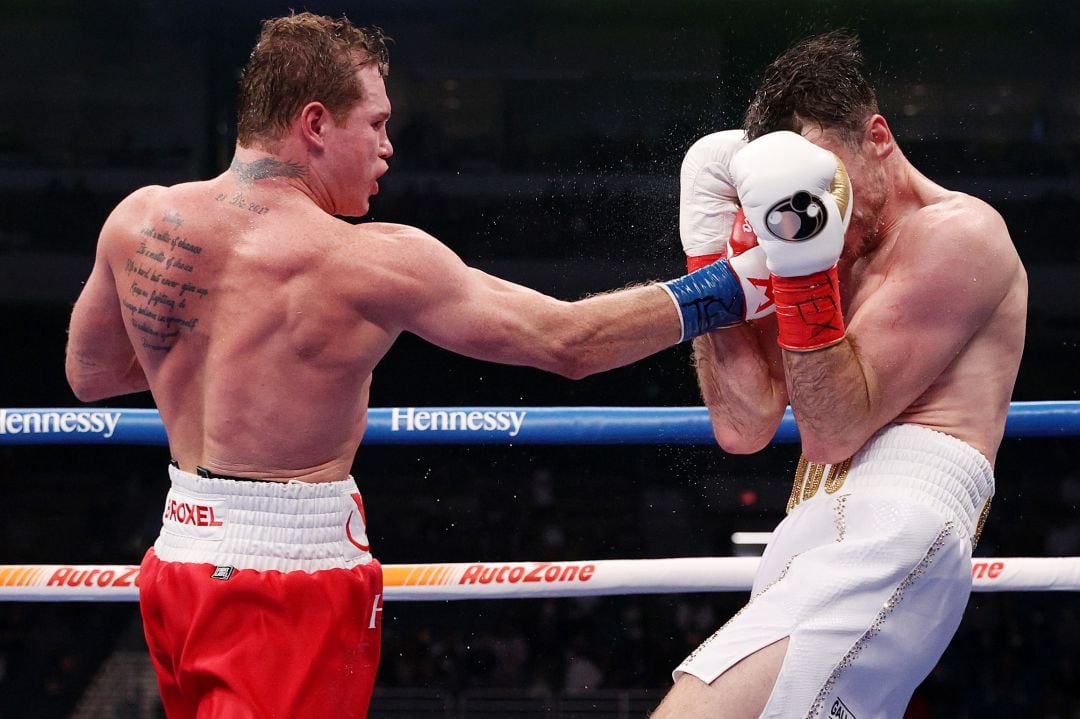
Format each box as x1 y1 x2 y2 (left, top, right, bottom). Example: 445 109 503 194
654 30 1026 719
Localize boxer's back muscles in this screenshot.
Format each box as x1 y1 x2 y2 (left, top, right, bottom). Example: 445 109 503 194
97 177 393 482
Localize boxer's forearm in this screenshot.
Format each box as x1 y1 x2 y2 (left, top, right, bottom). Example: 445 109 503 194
66 286 150 402
66 345 149 401
552 285 683 379
693 323 787 453
783 337 875 463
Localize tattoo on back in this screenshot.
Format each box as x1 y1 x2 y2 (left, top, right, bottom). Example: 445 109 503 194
230 157 306 186
122 210 209 353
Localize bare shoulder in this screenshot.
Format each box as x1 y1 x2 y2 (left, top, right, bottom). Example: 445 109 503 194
899 192 1020 285
336 222 477 325
340 220 468 284
101 181 214 235
909 192 1015 261
346 221 463 270
105 185 166 224
95 185 168 254
356 221 445 250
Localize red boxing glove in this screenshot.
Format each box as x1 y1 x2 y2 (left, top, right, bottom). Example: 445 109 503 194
771 266 845 351
727 207 759 258
686 253 724 273
684 208 759 271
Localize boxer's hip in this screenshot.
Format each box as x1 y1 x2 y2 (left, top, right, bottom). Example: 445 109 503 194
785 423 994 546
152 464 375 571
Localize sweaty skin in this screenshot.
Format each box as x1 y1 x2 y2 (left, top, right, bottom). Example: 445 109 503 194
695 116 1026 467
66 65 681 483
656 115 1026 719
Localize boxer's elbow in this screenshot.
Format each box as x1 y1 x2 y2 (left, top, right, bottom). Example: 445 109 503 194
67 363 109 402
65 353 129 402
67 369 104 402
66 354 91 400
545 345 595 381
713 428 772 455
537 316 606 380
708 411 777 455
798 431 861 465
554 364 592 381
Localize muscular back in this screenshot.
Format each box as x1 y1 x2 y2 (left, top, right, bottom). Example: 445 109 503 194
100 175 397 481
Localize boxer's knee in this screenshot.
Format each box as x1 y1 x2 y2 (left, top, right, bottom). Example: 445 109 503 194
654 637 789 719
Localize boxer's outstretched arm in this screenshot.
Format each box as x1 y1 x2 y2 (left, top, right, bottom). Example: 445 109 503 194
414 263 682 379
66 250 149 402
363 224 682 379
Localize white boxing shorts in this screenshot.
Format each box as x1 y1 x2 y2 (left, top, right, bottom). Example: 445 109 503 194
675 424 994 719
140 465 383 719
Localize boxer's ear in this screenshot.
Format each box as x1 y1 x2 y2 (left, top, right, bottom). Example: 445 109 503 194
865 115 894 159
299 102 330 149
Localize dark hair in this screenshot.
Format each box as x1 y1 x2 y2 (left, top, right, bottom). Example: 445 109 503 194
236 11 390 148
743 30 878 144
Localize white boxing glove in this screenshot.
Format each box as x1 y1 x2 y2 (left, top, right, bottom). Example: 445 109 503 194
730 131 854 351
730 131 852 278
677 130 773 322
679 130 747 272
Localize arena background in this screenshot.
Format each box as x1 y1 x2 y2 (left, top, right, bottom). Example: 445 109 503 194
2 1 1078 716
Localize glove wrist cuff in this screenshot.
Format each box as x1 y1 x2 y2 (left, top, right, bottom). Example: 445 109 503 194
686 253 726 273
772 266 845 351
662 259 746 342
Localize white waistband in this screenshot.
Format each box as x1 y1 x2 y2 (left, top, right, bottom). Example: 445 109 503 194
153 465 374 572
795 424 995 541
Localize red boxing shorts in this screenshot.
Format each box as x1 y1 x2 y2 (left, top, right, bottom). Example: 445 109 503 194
140 465 383 719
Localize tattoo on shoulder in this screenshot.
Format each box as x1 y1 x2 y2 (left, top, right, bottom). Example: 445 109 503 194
230 157 306 186
123 212 210 353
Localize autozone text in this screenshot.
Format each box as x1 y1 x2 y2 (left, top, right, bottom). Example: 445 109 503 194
971 561 1005 579
390 408 526 437
459 563 595 585
163 499 223 527
46 567 139 588
0 409 121 439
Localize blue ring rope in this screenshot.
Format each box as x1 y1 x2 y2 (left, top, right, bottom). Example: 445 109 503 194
0 401 1076 446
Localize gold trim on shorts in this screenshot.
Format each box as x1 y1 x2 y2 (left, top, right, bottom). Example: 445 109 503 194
973 496 993 548
788 456 852 513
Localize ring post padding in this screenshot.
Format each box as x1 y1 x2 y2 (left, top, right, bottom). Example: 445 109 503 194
3 557 1078 602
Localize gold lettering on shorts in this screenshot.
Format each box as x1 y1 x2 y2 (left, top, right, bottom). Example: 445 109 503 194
802 462 826 501
787 456 809 513
973 496 992 549
788 455 852 513
824 458 852 494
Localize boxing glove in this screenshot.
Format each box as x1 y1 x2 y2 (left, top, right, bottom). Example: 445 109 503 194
670 131 773 340
680 130 760 270
660 245 775 342
731 131 853 351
